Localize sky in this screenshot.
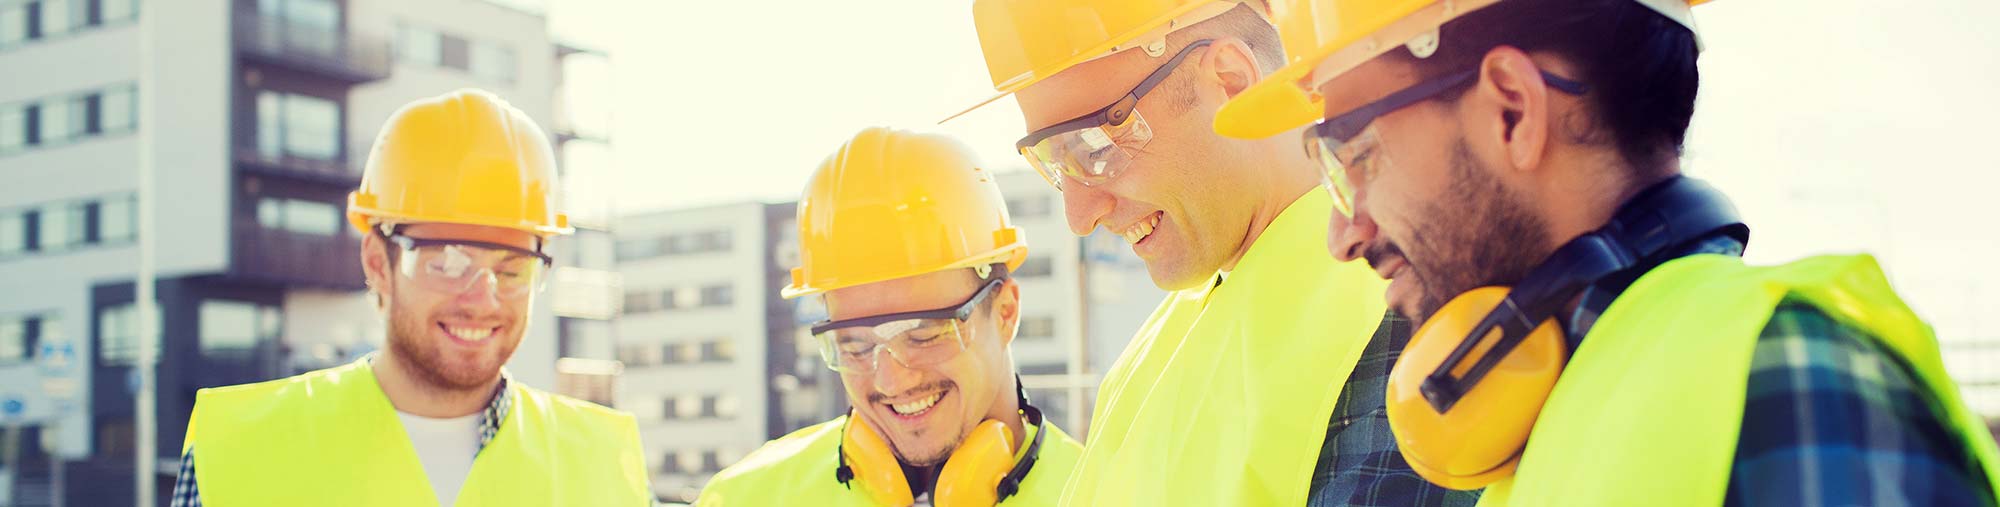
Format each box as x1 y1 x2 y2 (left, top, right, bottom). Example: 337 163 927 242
547 0 2000 404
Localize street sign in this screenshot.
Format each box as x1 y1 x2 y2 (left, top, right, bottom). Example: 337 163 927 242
35 335 79 401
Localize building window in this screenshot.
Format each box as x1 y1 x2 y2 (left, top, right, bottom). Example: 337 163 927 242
659 451 680 474
699 395 718 418
0 5 26 47
0 193 129 259
395 23 441 66
622 290 656 315
664 341 688 365
439 33 469 71
100 0 136 24
700 339 733 363
615 237 661 261
256 91 341 161
257 197 341 236
98 85 135 133
1019 315 1056 341
676 396 700 421
468 41 515 84
676 451 702 476
0 84 134 155
1015 255 1053 278
690 230 731 254
714 393 738 419
97 303 158 366
699 284 732 307
675 342 701 364
256 0 337 56
198 300 279 357
38 96 72 144
664 287 688 311
38 0 75 36
36 202 85 251
96 195 134 243
0 211 24 256
616 342 663 367
0 106 23 153
708 451 732 475
0 314 48 364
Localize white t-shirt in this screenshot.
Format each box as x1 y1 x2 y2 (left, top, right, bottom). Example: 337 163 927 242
396 410 483 507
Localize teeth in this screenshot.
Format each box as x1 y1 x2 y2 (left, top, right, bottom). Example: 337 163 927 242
447 325 495 342
891 392 942 415
1121 213 1160 245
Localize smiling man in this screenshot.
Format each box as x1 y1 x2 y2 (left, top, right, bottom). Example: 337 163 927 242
697 128 1082 506
1216 0 2000 505
961 1 1472 506
170 90 652 507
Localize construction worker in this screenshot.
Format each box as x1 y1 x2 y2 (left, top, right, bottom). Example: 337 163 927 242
958 1 1475 505
169 89 652 507
696 128 1084 506
1214 0 2000 505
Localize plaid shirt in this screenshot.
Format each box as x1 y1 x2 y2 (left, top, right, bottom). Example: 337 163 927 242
168 370 513 507
1310 312 1483 507
1726 299 1997 506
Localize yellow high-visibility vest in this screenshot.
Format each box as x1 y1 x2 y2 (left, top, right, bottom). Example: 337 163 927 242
1060 190 1392 506
1478 254 2000 506
185 358 652 506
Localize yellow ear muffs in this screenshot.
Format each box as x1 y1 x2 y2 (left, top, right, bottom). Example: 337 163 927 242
839 416 916 506
934 420 1018 507
1384 177 1750 491
1387 286 1568 490
836 408 1046 506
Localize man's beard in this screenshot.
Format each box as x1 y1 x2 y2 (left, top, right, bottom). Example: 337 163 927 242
1392 139 1551 323
384 302 515 392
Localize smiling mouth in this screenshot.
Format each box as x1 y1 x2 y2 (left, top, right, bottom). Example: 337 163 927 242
1119 211 1163 245
439 323 499 342
883 387 949 419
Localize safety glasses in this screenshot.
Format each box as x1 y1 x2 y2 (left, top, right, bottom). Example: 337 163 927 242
1306 69 1588 217
387 234 552 299
1015 39 1214 191
808 278 1005 373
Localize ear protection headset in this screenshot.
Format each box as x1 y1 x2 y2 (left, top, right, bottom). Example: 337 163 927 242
1384 176 1748 489
836 380 1049 506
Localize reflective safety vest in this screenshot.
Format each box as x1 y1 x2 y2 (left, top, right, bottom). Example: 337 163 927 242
695 415 1084 506
184 358 652 507
1478 254 2000 506
1059 190 1392 506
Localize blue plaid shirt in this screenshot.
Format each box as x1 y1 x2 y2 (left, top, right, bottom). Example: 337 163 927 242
1309 312 1483 506
1726 299 1997 506
168 371 513 507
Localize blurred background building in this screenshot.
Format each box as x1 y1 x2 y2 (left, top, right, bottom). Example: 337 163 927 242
0 0 612 503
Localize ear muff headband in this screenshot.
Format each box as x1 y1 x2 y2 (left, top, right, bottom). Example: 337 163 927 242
836 378 1049 506
1388 176 1748 489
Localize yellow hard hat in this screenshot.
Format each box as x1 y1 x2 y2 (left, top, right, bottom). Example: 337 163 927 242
782 128 1028 299
346 88 572 237
948 0 1252 122
1213 0 1709 140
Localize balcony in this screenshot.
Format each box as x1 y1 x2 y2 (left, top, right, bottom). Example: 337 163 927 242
233 7 391 84
235 146 358 185
232 220 366 290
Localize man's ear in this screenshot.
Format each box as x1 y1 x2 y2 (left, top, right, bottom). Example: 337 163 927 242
993 278 1022 347
1467 46 1553 174
362 233 392 309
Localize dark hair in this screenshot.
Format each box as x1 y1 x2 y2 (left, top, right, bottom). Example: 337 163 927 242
1391 0 1699 173
1169 4 1284 72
